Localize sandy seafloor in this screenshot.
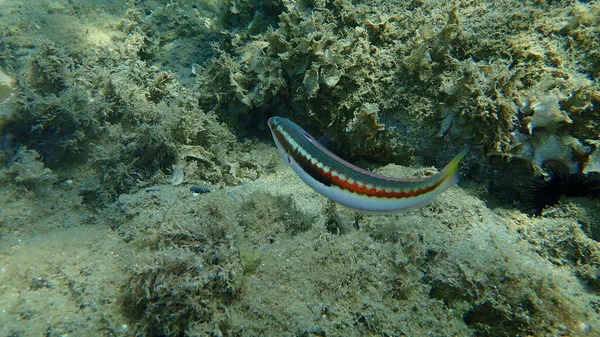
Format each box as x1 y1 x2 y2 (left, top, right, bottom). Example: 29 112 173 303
0 0 599 336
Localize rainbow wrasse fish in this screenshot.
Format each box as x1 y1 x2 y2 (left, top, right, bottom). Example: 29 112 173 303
268 116 469 214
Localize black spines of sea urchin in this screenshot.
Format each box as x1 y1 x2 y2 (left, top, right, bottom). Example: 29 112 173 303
523 166 600 215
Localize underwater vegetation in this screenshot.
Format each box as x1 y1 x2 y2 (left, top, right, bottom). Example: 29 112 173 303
0 0 596 207
1 19 245 205
112 178 599 337
120 189 316 336
0 0 599 336
195 0 600 202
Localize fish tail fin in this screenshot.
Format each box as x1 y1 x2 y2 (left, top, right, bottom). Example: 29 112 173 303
441 145 470 180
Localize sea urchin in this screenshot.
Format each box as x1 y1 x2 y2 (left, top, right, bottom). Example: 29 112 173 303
524 165 600 215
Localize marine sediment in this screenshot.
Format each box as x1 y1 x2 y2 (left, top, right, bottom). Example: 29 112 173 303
0 1 598 336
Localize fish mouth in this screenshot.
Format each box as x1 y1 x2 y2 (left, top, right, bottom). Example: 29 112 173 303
267 116 278 131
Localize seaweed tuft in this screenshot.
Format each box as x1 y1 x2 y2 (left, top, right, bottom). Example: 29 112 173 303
122 202 242 337
238 191 315 243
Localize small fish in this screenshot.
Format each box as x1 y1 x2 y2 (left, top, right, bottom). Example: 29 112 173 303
268 116 469 214
190 186 211 194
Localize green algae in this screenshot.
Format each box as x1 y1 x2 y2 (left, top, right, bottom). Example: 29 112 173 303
0 0 599 336
197 0 600 181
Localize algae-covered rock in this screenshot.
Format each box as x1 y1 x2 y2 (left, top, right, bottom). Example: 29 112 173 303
523 94 573 134
195 0 600 209
0 4 249 204
7 148 58 190
0 1 599 336
114 169 600 337
582 140 600 175
0 69 15 102
302 63 319 97
321 63 342 88
0 68 16 133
